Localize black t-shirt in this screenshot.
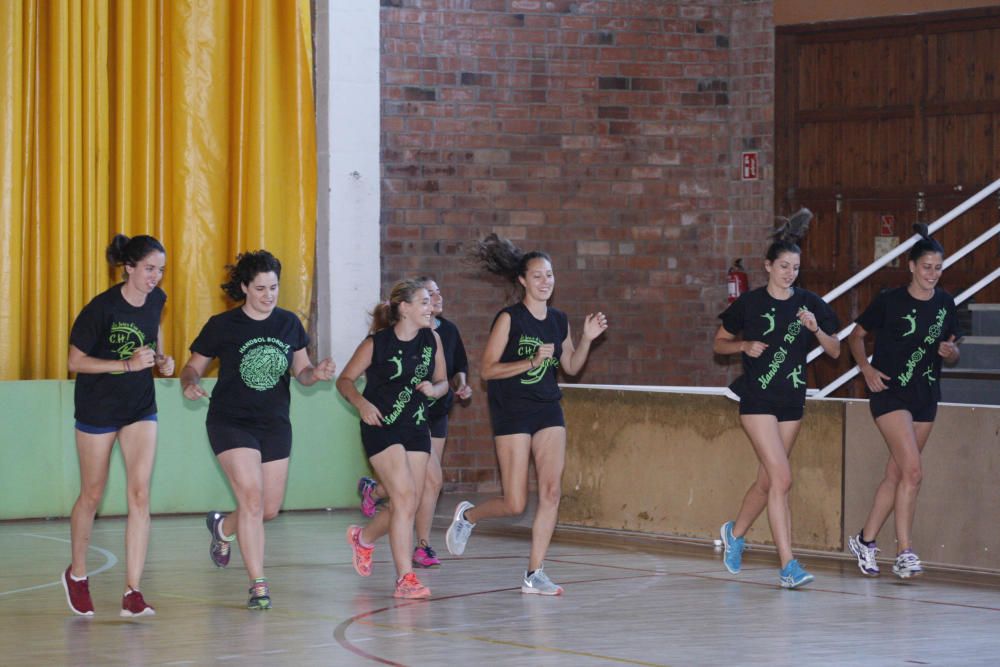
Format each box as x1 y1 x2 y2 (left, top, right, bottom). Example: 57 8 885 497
487 302 569 412
363 326 438 429
427 316 469 419
856 286 960 404
70 284 167 426
720 287 839 407
190 306 309 427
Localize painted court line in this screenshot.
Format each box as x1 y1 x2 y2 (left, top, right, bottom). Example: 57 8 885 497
0 534 118 597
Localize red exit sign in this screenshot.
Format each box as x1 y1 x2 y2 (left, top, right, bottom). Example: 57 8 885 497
741 152 759 180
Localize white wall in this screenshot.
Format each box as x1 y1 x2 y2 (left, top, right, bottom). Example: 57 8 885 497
314 0 381 365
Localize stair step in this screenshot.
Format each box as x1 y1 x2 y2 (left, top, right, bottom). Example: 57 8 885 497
969 304 1000 336
953 336 1000 368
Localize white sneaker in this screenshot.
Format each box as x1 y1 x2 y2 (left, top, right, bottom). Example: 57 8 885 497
521 568 563 596
848 533 880 576
445 501 475 556
892 549 923 579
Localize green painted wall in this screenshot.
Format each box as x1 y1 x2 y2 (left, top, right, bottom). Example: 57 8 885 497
0 379 369 520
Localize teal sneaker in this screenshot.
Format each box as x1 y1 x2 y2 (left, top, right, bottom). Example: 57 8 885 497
720 521 745 574
779 559 814 589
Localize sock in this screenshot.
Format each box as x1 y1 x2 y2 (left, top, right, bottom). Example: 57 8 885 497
70 571 87 583
526 569 536 579
358 532 374 549
216 518 235 542
859 532 875 546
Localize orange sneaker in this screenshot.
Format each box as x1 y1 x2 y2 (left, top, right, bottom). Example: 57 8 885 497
393 572 431 599
347 525 373 577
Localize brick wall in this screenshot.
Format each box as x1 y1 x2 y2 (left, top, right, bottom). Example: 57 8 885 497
380 0 774 491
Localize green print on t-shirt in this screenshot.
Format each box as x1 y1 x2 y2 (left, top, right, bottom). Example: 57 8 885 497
238 337 291 391
756 316 804 390
388 350 403 380
108 322 153 375
517 334 558 385
897 307 947 388
382 345 434 426
901 310 918 337
761 308 777 336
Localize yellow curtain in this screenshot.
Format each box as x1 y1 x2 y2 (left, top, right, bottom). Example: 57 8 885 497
0 0 316 380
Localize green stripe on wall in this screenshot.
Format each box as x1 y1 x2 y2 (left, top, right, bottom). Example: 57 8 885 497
0 379 369 520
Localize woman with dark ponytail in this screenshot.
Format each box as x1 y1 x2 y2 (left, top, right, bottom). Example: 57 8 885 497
63 234 174 617
445 234 608 596
180 250 336 610
846 225 960 580
713 225 840 589
337 279 449 599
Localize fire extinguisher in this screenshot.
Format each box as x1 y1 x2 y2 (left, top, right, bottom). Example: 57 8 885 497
727 258 748 304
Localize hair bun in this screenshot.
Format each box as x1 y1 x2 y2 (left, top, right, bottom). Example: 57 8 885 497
912 222 931 240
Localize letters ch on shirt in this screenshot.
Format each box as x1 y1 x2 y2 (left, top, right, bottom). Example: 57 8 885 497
517 334 558 385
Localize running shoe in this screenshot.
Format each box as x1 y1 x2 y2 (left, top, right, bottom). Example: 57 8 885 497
347 525 374 577
393 572 431 599
522 568 564 596
62 566 94 616
720 521 745 574
445 501 475 556
412 542 441 568
779 559 815 589
848 533 880 576
206 511 231 568
120 587 155 617
357 476 384 518
892 549 924 579
247 578 271 610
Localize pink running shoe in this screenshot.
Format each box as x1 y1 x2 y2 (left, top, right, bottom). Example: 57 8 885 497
412 541 441 568
120 587 156 617
62 566 94 616
394 572 431 599
347 525 374 577
357 477 383 518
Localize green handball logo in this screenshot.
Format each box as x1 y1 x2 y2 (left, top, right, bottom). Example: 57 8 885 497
240 344 288 391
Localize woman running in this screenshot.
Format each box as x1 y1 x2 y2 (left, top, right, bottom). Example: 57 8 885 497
180 250 335 610
847 226 960 579
714 227 840 589
357 276 471 568
63 234 174 617
445 234 608 595
338 279 449 599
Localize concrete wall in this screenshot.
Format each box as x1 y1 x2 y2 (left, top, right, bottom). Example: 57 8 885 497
844 401 1000 572
561 387 1000 572
561 388 844 550
0 379 369 520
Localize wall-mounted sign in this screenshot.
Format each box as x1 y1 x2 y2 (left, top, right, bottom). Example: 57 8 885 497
741 152 759 180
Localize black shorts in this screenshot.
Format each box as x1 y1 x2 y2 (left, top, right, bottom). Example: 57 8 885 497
738 397 804 422
868 391 938 422
490 400 565 437
429 412 448 439
361 423 431 458
206 418 292 463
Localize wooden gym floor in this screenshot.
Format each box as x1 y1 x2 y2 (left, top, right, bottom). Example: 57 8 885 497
2 496 999 666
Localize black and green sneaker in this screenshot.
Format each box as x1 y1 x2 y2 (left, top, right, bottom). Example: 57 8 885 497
247 578 271 610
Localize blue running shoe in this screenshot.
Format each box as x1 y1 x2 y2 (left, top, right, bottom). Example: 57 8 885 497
720 521 745 574
779 559 814 589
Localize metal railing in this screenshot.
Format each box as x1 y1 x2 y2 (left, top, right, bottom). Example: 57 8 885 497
807 177 1000 398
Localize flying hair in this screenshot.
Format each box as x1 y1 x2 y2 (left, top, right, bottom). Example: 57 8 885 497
766 208 812 261
468 233 551 300
909 223 945 262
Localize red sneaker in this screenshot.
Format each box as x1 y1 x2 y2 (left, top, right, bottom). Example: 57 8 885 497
62 566 94 616
120 587 155 617
393 572 431 599
347 525 374 577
